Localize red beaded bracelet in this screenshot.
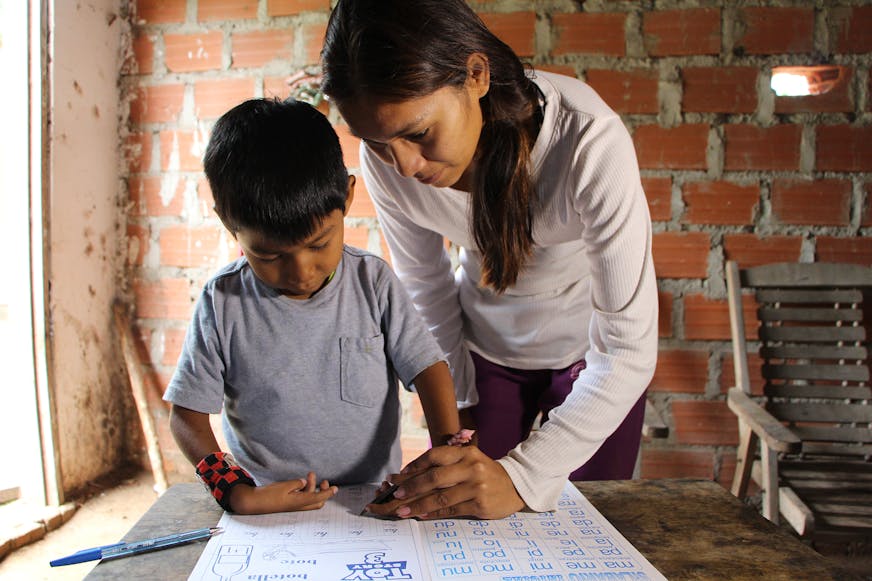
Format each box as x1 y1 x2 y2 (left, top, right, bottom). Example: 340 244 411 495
195 452 256 512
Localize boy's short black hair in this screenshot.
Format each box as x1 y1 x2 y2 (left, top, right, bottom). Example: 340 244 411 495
204 98 348 244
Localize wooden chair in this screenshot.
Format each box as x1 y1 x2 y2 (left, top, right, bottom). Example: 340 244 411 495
725 260 872 541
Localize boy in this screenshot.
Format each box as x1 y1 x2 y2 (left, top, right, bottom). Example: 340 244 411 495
163 99 461 515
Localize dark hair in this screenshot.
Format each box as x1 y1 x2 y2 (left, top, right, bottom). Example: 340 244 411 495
203 98 348 244
321 0 538 293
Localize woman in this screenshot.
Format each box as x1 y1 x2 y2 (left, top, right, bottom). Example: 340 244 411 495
321 0 658 519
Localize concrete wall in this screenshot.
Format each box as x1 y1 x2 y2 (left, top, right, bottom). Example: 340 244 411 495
47 0 135 498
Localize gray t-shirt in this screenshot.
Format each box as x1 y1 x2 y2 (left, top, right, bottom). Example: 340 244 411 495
164 246 446 486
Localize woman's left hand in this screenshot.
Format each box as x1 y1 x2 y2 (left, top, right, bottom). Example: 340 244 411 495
364 445 525 520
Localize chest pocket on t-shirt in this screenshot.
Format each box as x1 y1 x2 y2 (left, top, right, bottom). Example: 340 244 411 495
339 334 387 407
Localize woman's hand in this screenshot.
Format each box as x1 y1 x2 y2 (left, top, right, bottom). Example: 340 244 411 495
364 446 525 520
229 471 337 515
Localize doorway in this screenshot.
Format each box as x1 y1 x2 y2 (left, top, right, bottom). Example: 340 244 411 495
0 0 49 508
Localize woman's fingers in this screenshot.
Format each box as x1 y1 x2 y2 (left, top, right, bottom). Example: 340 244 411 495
372 446 525 520
398 444 469 480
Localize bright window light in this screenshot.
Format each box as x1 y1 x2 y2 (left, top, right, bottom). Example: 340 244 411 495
771 66 842 97
771 73 811 96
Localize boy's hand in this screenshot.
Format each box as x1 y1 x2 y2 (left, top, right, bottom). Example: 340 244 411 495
228 471 338 514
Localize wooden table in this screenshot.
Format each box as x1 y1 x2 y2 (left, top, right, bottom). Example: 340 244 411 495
85 479 856 580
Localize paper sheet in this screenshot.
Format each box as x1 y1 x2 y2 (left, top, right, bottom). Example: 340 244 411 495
188 482 666 580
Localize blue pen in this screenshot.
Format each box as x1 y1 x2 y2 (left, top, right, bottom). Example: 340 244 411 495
50 526 222 567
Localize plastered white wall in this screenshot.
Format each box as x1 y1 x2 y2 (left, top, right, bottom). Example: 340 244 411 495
48 0 132 496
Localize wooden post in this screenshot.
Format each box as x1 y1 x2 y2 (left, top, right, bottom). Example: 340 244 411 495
113 302 169 494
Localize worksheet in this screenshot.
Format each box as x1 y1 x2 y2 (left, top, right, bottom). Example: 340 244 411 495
188 482 666 581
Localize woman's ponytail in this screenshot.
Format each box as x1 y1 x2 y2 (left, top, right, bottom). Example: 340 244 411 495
472 113 535 293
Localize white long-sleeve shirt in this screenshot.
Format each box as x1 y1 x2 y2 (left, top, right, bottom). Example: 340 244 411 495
361 70 658 511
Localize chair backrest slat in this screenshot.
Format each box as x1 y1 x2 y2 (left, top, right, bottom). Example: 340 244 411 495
756 289 864 304
767 402 872 424
791 426 872 445
759 325 867 343
765 384 872 399
795 442 872 458
758 306 864 323
740 262 872 287
760 345 868 360
762 363 870 383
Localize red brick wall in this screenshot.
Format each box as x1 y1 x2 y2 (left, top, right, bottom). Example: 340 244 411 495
120 0 872 484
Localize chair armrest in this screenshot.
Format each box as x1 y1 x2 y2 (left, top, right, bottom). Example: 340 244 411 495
642 398 669 439
727 387 801 453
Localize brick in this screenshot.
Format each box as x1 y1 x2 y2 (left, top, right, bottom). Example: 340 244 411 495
161 328 188 366
774 67 853 114
684 293 757 341
718 453 742 491
133 278 193 320
536 64 576 77
481 12 536 58
126 33 156 75
815 237 872 266
816 125 872 172
335 124 361 169
267 0 330 16
642 177 672 222
585 69 658 114
682 181 758 226
194 78 256 119
348 176 377 218
650 350 709 394
159 225 229 268
771 179 851 226
652 232 710 279
723 124 801 171
641 448 715 480
159 130 205 172
129 84 185 125
301 22 328 65
682 67 758 114
634 124 709 170
643 9 720 57
124 132 153 174
723 234 802 268
135 0 185 23
672 400 738 446
129 176 185 217
863 183 872 227
198 0 257 21
721 353 765 396
344 226 369 252
658 291 673 338
164 31 223 73
832 6 872 54
126 224 149 266
552 12 626 57
232 29 295 69
735 7 814 55
684 294 729 341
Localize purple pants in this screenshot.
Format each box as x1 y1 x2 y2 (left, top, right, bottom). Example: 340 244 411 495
468 351 646 481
